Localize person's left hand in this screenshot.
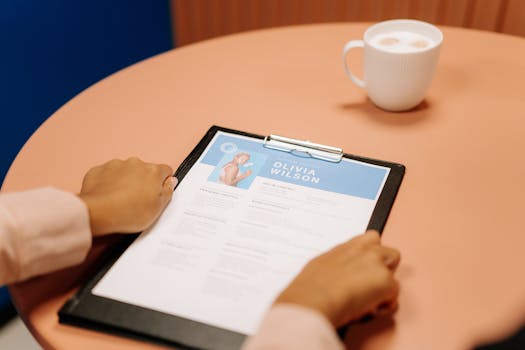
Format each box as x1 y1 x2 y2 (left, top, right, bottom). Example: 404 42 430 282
78 157 177 236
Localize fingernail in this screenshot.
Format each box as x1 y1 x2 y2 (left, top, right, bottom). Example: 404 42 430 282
170 177 178 190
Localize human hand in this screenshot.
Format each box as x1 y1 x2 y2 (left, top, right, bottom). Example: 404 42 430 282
275 230 400 328
78 157 177 236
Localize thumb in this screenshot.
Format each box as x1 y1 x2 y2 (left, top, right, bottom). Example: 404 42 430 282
161 176 178 205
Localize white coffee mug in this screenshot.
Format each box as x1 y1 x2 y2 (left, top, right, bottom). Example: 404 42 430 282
342 19 443 111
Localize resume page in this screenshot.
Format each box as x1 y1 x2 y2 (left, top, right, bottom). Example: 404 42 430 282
92 131 390 335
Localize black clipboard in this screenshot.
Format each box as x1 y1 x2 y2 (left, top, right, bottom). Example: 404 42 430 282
59 125 405 350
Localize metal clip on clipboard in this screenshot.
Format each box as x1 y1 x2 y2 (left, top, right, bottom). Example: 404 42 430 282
263 134 343 163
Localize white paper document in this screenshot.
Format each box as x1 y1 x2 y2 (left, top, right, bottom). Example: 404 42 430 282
92 131 390 335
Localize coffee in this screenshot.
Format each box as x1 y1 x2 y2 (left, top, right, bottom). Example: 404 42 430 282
342 19 443 111
370 31 435 53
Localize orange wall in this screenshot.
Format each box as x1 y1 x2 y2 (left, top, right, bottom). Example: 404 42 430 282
171 0 525 46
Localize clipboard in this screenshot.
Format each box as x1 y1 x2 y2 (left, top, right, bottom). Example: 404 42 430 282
59 125 405 350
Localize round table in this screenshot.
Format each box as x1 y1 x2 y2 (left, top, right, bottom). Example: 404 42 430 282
4 23 525 350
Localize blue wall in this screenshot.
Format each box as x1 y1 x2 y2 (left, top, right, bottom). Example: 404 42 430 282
0 0 174 186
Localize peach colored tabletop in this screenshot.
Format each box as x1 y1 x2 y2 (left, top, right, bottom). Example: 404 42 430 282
4 23 525 350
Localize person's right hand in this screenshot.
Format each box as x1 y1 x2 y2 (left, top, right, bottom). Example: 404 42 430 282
78 157 177 236
275 230 400 328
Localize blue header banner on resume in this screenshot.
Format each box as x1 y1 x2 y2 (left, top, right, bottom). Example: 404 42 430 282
200 133 388 200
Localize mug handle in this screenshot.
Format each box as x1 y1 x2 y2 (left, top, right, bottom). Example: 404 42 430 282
342 40 366 89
